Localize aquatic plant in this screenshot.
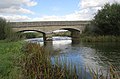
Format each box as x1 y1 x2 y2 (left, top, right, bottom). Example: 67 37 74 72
20 43 120 79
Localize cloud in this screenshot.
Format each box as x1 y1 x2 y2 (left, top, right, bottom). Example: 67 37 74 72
31 0 120 21
76 0 120 20
0 15 31 21
79 0 116 9
0 0 37 14
29 11 92 21
1 0 120 22
0 7 34 14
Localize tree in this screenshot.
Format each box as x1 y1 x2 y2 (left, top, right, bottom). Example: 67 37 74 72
92 3 120 35
0 17 17 40
0 17 8 40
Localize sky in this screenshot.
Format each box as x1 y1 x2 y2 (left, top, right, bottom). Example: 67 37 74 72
0 0 120 22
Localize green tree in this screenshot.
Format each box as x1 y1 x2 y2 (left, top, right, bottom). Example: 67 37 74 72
0 17 8 40
92 3 120 35
0 17 20 41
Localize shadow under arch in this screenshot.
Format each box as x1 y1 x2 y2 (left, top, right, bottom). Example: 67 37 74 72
60 28 80 32
16 30 46 41
17 30 45 34
60 28 81 44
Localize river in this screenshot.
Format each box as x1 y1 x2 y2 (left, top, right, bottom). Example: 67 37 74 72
26 36 120 76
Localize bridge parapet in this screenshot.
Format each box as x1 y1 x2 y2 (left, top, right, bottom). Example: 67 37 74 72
10 21 90 28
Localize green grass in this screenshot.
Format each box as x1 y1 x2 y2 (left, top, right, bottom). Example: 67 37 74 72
0 40 23 79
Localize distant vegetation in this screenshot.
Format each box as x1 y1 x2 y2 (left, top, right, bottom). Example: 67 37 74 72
21 32 43 39
53 31 71 37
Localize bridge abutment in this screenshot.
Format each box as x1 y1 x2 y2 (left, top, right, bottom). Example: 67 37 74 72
43 33 53 41
71 31 80 40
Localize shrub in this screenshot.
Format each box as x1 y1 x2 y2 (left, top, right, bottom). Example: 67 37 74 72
92 3 120 35
0 17 20 41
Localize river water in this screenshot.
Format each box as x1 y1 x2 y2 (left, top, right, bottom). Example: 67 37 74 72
26 36 120 76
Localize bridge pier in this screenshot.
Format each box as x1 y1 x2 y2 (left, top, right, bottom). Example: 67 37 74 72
71 31 80 40
43 33 53 41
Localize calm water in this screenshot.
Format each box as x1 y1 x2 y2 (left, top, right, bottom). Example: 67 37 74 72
26 36 120 74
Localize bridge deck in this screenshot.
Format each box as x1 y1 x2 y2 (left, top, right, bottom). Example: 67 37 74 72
10 21 90 27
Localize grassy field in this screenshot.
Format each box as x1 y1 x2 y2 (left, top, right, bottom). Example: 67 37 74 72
0 41 23 79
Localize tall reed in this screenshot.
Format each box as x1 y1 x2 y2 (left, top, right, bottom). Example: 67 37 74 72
20 43 120 79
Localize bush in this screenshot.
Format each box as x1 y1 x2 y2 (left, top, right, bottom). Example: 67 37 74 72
0 17 8 40
92 3 120 35
0 17 20 41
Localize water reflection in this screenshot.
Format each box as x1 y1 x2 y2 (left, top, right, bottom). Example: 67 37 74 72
26 36 120 75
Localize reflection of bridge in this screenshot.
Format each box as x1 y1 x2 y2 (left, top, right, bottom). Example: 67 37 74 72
11 21 90 41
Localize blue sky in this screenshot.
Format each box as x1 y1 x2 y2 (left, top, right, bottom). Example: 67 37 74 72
0 0 119 22
26 0 80 18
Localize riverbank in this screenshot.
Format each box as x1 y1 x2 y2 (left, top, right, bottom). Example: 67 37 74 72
80 35 120 42
0 40 23 79
0 40 119 79
20 43 119 79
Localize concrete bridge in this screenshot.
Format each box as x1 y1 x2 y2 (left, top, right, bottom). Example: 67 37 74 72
10 21 90 41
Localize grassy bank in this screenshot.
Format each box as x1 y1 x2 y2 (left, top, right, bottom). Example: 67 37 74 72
0 41 23 79
0 40 119 79
80 35 120 42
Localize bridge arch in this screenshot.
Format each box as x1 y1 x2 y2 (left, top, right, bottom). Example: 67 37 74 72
17 30 45 34
60 28 80 32
17 30 47 41
59 28 81 39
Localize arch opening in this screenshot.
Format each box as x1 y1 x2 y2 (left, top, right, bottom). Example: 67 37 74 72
60 28 81 40
17 30 45 34
52 29 70 37
60 28 80 32
16 30 46 40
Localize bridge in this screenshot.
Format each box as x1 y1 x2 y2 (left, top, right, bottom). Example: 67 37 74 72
10 21 90 41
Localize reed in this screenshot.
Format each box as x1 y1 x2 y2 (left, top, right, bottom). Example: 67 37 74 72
20 43 120 79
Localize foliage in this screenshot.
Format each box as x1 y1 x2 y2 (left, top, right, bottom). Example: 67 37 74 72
20 43 120 79
0 41 23 79
0 17 20 41
0 17 8 40
92 3 120 35
21 32 41 39
20 43 88 79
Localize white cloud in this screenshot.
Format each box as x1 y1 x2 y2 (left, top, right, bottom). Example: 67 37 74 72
76 0 120 20
0 7 34 14
30 11 92 21
79 0 116 9
0 15 31 22
0 0 37 14
1 0 120 21
31 0 120 21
